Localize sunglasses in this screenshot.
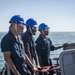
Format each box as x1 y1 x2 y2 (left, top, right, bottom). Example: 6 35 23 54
43 28 49 31
17 23 24 28
32 26 37 30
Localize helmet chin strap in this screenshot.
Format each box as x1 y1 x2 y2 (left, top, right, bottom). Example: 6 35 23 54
29 26 33 35
14 23 18 36
41 30 46 39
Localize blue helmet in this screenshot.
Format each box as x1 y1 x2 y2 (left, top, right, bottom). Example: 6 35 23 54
26 18 37 26
38 23 49 30
9 15 25 24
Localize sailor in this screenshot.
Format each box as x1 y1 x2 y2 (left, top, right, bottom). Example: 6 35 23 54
35 23 64 75
1 15 37 75
22 18 40 75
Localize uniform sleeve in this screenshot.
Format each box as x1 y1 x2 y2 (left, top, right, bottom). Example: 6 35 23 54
22 34 30 45
35 40 42 56
1 37 11 52
50 39 55 51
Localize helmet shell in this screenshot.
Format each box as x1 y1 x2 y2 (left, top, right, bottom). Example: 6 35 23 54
38 23 49 30
9 15 25 24
26 18 37 26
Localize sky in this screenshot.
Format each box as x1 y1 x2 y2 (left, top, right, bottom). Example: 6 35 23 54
0 0 75 32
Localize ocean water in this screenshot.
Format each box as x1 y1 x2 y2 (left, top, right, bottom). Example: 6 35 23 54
0 32 75 70
0 32 7 70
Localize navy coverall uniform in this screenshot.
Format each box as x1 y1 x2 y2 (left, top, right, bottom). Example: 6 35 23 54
1 31 31 75
36 35 54 75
